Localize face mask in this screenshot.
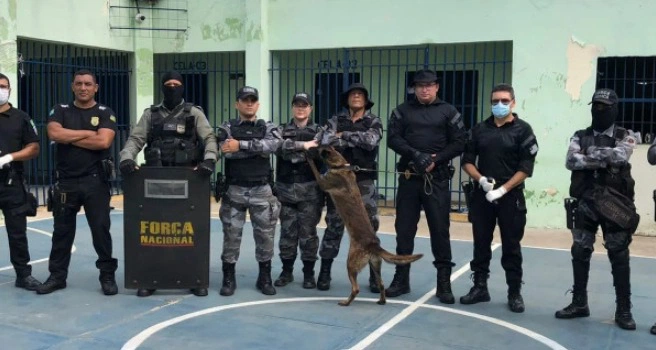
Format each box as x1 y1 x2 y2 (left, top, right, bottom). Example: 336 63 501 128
162 85 184 110
591 104 617 132
0 88 9 105
491 102 510 119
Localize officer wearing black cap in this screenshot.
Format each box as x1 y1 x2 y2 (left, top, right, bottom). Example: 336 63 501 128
556 88 638 330
217 86 282 296
118 70 218 297
272 92 324 289
460 83 538 313
39 69 119 295
0 72 42 291
316 82 383 293
386 69 466 303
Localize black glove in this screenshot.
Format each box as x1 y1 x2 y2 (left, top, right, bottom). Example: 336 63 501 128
197 159 215 176
412 151 433 173
119 159 138 175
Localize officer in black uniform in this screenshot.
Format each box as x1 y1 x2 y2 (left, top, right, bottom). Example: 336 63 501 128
38 69 119 295
648 139 656 335
386 69 467 303
555 88 638 330
460 83 538 313
119 71 218 297
0 72 42 291
316 83 383 293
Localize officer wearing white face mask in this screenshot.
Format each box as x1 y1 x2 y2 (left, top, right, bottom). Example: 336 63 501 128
460 83 538 313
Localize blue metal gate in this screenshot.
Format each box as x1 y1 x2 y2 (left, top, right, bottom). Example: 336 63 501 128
269 42 513 210
17 39 132 204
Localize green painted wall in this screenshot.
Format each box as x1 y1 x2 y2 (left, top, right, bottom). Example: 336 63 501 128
4 0 656 231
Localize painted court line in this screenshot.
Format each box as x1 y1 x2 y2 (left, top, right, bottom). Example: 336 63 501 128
0 227 77 273
347 243 501 350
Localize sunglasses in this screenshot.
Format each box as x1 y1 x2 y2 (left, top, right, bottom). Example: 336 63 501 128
491 99 513 105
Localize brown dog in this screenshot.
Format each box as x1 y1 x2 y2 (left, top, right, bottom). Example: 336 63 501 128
308 146 423 306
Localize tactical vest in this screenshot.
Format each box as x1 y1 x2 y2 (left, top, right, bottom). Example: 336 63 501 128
570 126 635 199
335 115 378 181
224 119 271 184
276 123 320 184
145 103 201 166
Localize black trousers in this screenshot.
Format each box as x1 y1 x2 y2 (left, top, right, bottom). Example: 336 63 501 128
470 187 526 289
394 176 452 269
48 174 117 281
0 178 32 278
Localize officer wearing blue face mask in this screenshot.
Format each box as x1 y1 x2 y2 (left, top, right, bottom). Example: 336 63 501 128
460 83 538 313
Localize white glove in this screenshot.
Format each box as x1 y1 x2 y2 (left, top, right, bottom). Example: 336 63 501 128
0 154 13 169
478 176 494 192
485 186 507 203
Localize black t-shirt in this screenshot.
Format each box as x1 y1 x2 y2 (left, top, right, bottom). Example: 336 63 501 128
48 102 117 178
462 114 538 184
0 104 39 172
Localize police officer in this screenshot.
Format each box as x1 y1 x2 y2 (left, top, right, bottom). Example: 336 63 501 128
273 92 323 289
0 72 42 291
649 139 656 335
218 86 282 296
118 70 218 297
38 69 119 295
555 88 637 330
460 84 538 313
386 69 467 303
317 82 383 293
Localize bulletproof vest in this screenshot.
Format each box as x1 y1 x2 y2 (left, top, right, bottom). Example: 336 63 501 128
146 103 201 166
276 123 320 184
335 115 378 181
570 126 635 199
224 118 271 183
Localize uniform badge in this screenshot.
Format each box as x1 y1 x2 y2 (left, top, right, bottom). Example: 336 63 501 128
176 124 186 134
91 116 99 126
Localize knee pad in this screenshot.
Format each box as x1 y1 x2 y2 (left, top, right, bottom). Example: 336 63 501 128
608 247 630 265
571 243 593 262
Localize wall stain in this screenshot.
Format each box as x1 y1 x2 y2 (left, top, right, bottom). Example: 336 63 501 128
135 48 154 96
201 17 244 42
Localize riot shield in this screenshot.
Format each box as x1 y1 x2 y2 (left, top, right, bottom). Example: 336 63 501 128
123 167 210 290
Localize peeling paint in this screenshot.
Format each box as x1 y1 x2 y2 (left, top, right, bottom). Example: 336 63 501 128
201 18 244 42
565 36 604 101
246 22 263 42
0 41 18 74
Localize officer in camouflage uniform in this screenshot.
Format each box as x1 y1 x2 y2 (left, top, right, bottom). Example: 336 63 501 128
273 92 324 289
317 83 383 293
555 88 638 330
119 70 218 297
218 86 282 296
648 138 656 335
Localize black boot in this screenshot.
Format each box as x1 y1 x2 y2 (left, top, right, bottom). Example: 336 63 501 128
369 265 380 293
650 323 656 335
610 249 635 330
302 260 316 289
317 258 333 291
460 273 490 305
436 267 454 304
555 291 589 318
256 260 277 295
99 272 118 296
615 296 636 330
385 265 410 297
219 262 236 296
274 258 295 287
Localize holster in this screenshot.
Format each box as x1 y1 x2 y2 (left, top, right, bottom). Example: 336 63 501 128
564 197 578 229
462 181 473 223
213 172 228 203
12 185 38 217
145 147 162 166
47 186 54 212
99 158 115 182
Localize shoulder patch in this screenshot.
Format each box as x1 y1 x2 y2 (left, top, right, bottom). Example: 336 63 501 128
49 109 55 116
98 105 106 111
109 115 117 123
60 104 69 108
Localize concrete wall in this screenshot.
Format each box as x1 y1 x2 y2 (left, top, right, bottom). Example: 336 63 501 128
1 0 655 233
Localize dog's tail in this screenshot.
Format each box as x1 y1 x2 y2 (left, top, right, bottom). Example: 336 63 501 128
372 245 423 265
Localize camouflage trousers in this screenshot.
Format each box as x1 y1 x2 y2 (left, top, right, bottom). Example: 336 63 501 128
319 179 379 259
572 198 633 252
275 181 324 262
220 184 281 263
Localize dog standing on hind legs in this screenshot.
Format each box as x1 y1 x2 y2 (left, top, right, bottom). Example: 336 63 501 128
308 146 423 306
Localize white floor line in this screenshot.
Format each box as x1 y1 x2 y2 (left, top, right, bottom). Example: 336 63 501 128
346 243 501 350
0 227 76 273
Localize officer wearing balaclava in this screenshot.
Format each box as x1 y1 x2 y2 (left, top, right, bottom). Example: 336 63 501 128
118 70 218 298
557 88 638 331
